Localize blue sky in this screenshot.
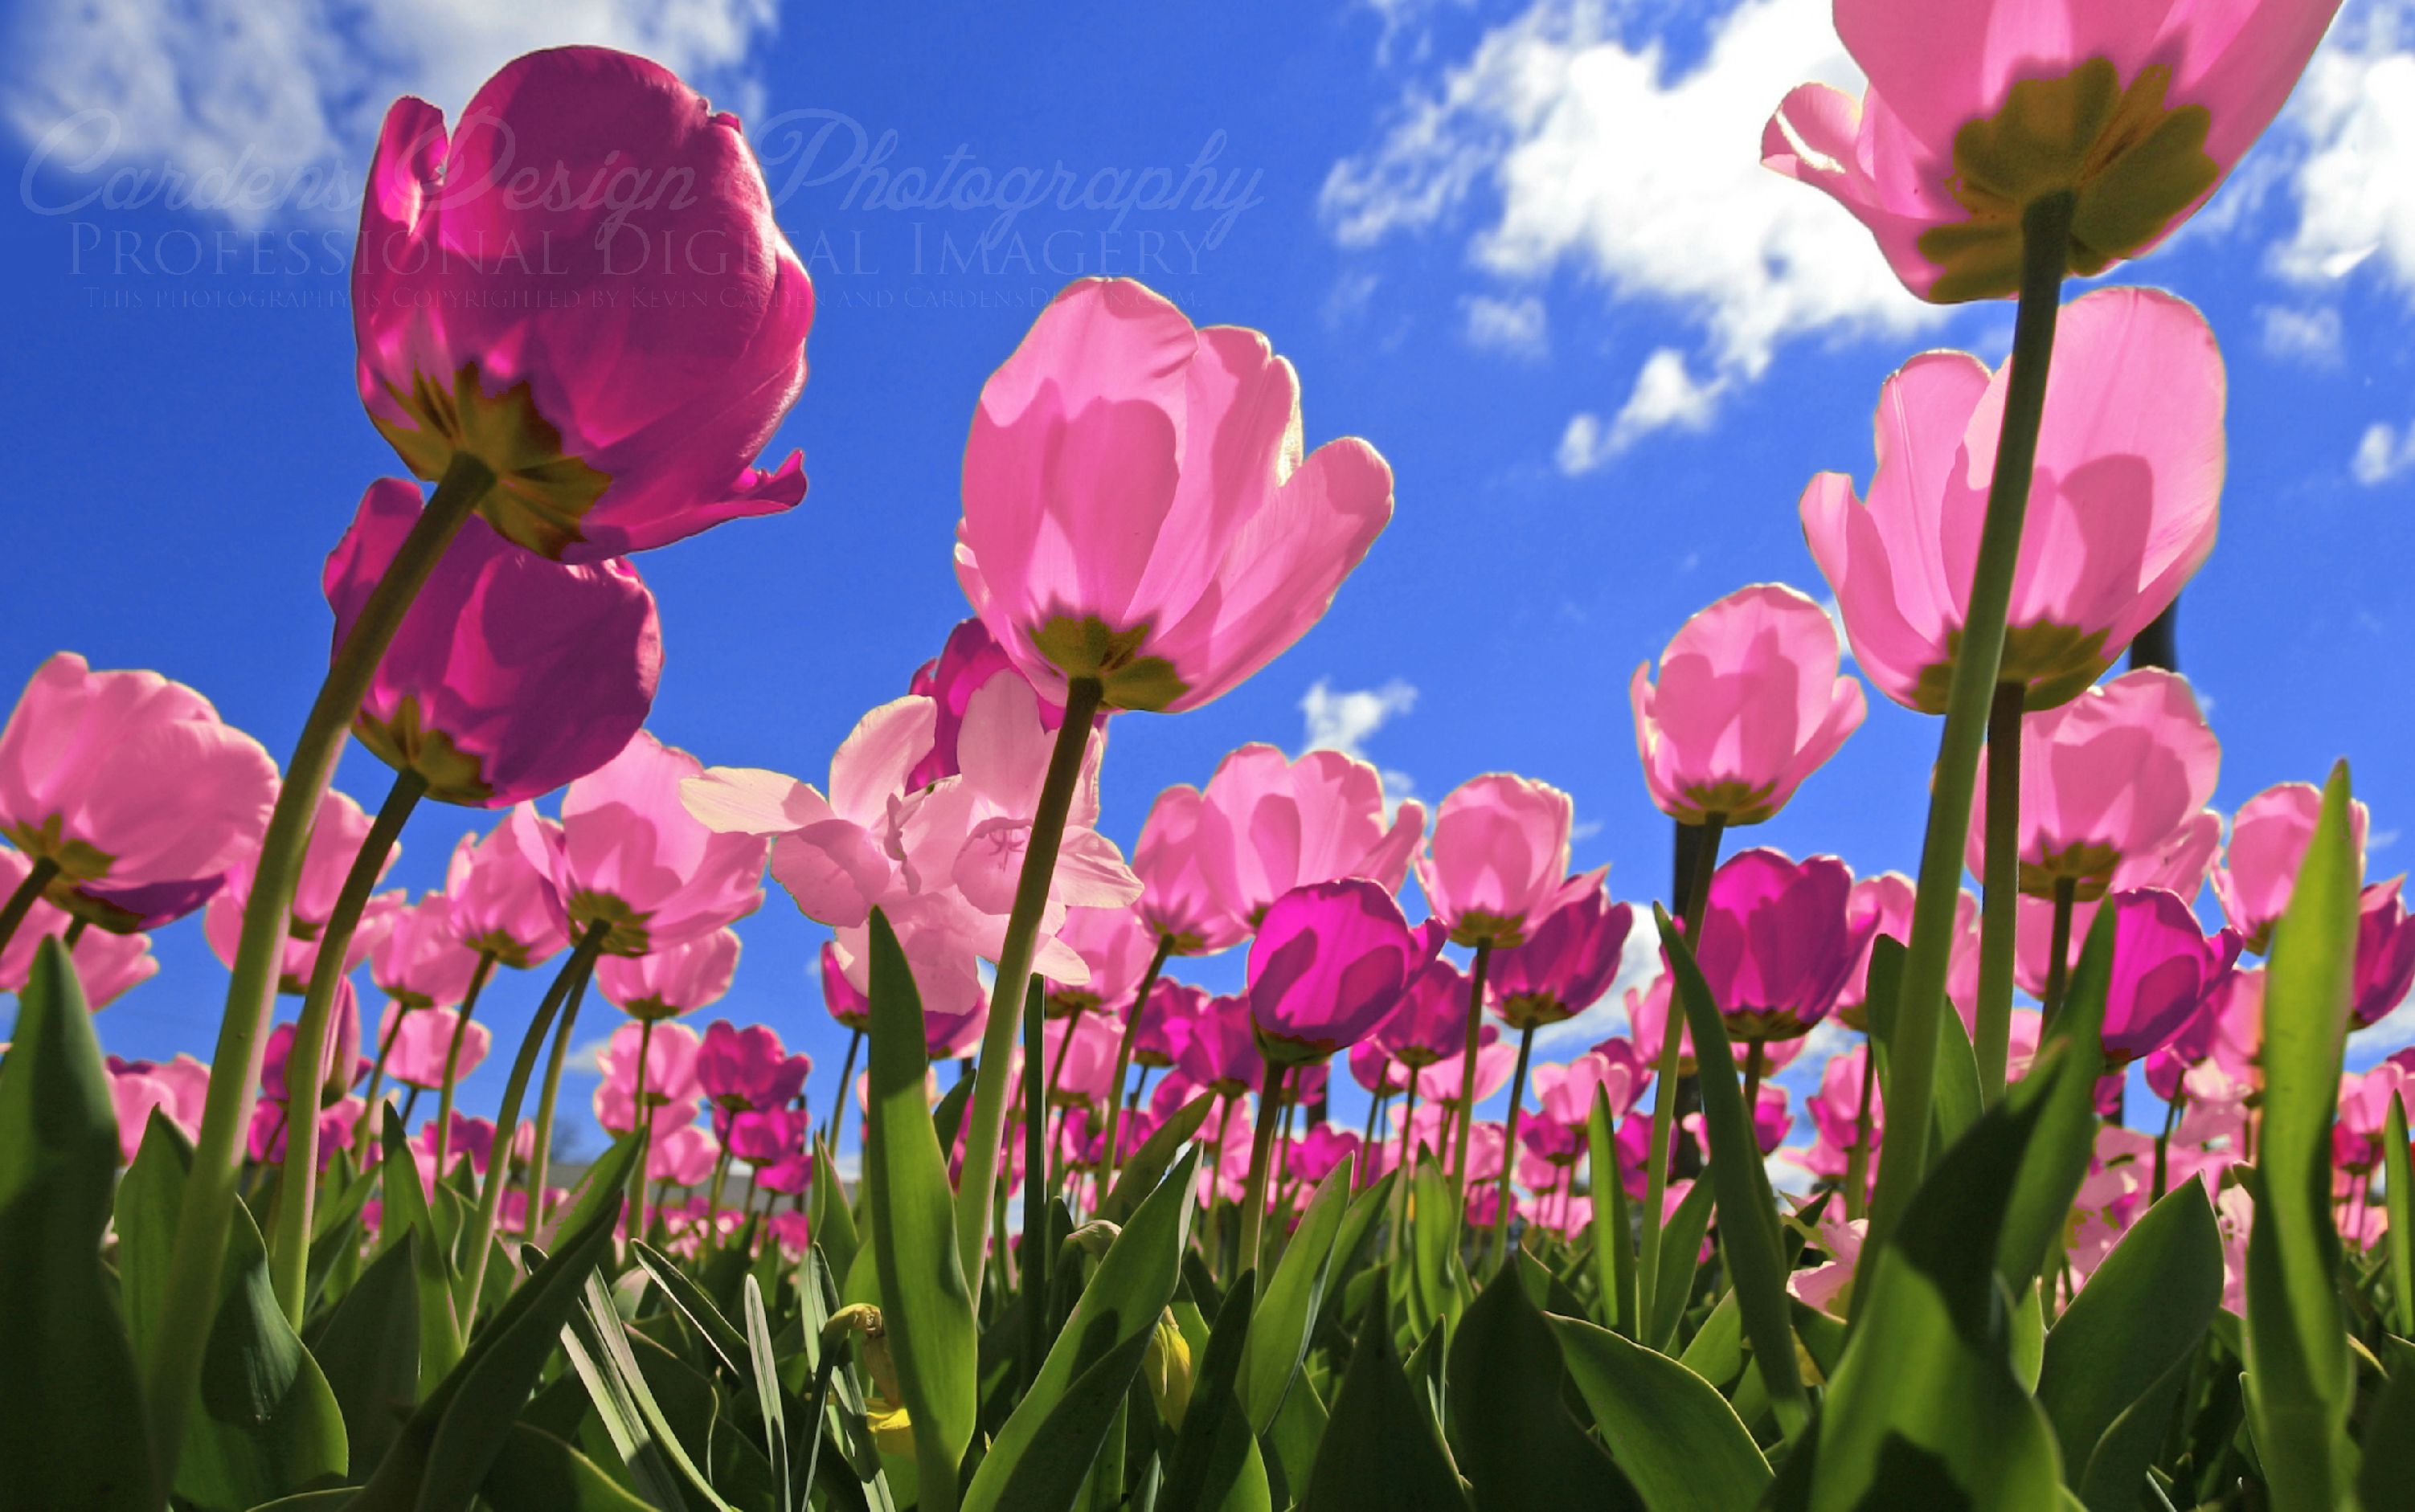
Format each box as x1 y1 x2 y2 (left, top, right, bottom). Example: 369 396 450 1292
6 0 2415 1162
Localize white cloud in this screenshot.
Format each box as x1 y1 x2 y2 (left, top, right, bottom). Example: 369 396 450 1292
4 0 781 228
2258 304 2343 364
1324 0 1941 456
2270 3 2415 299
563 1035 614 1076
1301 678 1418 803
2353 418 2415 485
1463 292 1549 356
1557 345 1725 472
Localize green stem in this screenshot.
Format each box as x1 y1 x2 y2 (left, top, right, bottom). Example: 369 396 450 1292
63 914 90 950
2153 1088 2183 1203
523 947 600 1239
1844 1036 1876 1223
145 453 490 1471
702 1147 731 1257
1100 933 1175 1182
951 676 1103 1296
2041 878 2077 1031
1640 814 1724 1328
430 950 499 1175
1238 1060 1291 1274
268 765 425 1324
1860 190 2073 1289
1489 1024 1539 1273
1019 977 1049 1391
630 1016 658 1241
824 1026 862 1149
352 1001 407 1154
1975 680 2024 1103
1742 1039 1767 1114
1358 1088 1388 1193
1447 938 1496 1240
0 856 59 954
457 922 604 1324
1387 1077 1420 1262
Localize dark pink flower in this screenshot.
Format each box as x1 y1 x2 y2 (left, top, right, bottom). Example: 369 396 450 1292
1689 849 1870 1043
1486 872 1631 1031
1247 879 1426 1063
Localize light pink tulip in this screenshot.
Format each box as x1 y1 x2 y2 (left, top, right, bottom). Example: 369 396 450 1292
1414 773 1580 948
108 1056 208 1162
1197 744 1425 929
1803 289 2224 713
1967 670 2219 901
825 896 992 1058
327 478 662 805
2213 782 2371 954
1131 784 1250 955
206 785 400 993
821 939 870 1032
956 277 1394 713
445 807 570 967
1631 585 1865 827
369 891 477 1010
647 1123 722 1187
1043 905 1156 1019
0 651 276 929
1417 1028 1519 1108
0 849 157 1007
264 979 366 1107
1039 1011 1124 1107
596 928 741 1021
530 731 765 956
907 618 1068 790
379 1001 489 1090
595 1017 704 1121
1247 879 1426 1062
354 47 812 561
1764 0 2340 302
1532 1049 1643 1128
1486 872 1631 1031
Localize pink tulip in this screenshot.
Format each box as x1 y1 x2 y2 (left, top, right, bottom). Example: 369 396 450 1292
108 1069 177 1163
822 897 992 1058
820 940 870 1032
2098 889 2242 1069
1807 1045 1882 1156
108 1053 208 1138
325 478 662 806
596 1018 704 1104
1967 670 2220 901
1532 1048 1644 1127
596 927 742 1020
369 890 477 1010
1803 289 2224 713
1374 957 1472 1069
1623 974 1812 1079
445 807 570 967
1288 1125 1362 1187
1690 849 1870 1043
1487 872 1632 1030
1043 905 1156 1019
647 1123 722 1187
1132 978 1205 1069
2354 880 2415 1029
0 850 158 1007
722 1105 808 1166
0 652 276 929
379 1002 489 1090
1175 995 1265 1098
249 1096 363 1170
2213 782 2372 954
2334 1065 2407 1174
696 1020 811 1112
2016 801 2226 995
1197 744 1426 929
1418 1028 1519 1108
1039 1011 1124 1107
414 1112 532 1179
1631 585 1866 827
1788 1211 1865 1315
1347 1040 1405 1097
1684 1083 1791 1156
207 786 400 992
1836 872 1978 1029
1414 774 1580 948
1764 0 2339 302
263 980 366 1108
907 618 1068 790
1130 784 1250 955
530 731 766 956
1246 879 1426 1062
956 277 1394 713
354 47 812 561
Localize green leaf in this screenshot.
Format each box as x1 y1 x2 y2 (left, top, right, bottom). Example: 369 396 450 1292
2036 1183 2222 1511
1300 1293 1467 1512
312 1232 424 1473
1654 905 1807 1430
743 1275 792 1512
347 1186 624 1512
1099 1093 1214 1225
378 1110 464 1394
1995 905 2111 1298
478 1421 656 1512
1157 1271 1270 1512
864 908 980 1505
542 1129 645 1261
0 937 157 1512
1238 1160 1353 1432
2356 1337 2415 1512
1405 1150 1472 1341
558 1275 708 1512
114 1109 190 1365
1551 1315 1770 1512
1931 993 1985 1147
812 1138 860 1286
2245 761 2360 1512
1446 1267 1635 1512
961 1148 1202 1512
1587 1089 1635 1336
2385 1092 2414 1338
630 1240 749 1380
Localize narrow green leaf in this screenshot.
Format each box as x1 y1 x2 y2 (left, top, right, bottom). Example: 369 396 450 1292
864 907 980 1505
1099 1093 1214 1225
0 938 157 1512
1238 1160 1353 1432
312 1233 423 1472
1446 1268 1635 1512
540 1129 645 1260
478 1421 656 1512
1551 1315 1770 1512
2387 1092 2414 1338
1157 1271 1271 1512
1300 1294 1467 1512
1647 1177 1713 1352
1995 905 2112 1297
630 1240 748 1379
379 1110 464 1393
812 1138 860 1286
743 1275 792 1512
568 1273 739 1512
558 1277 695 1512
2245 761 2360 1512
2356 1337 2415 1512
1587 1089 1635 1336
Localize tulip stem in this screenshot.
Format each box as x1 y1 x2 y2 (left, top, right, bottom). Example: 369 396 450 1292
431 950 499 1175
629 1016 661 1240
1238 1060 1291 1274
1101 933 1175 1182
0 856 59 954
1742 1039 1767 1111
1019 976 1049 1391
145 452 491 1469
1975 681 2025 1104
1859 190 2073 1295
269 764 425 1326
1388 1077 1420 1261
2152 1088 2184 1203
524 946 601 1241
2040 878 2077 1031
1489 1024 1540 1273
63 915 90 949
1640 814 1724 1334
1844 1040 1876 1223
952 675 1103 1297
825 1028 862 1150
353 1003 409 1154
1359 1089 1388 1192
1447 939 1496 1245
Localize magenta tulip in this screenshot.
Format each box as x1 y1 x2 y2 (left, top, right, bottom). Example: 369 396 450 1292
2213 781 2371 954
1176 995 1266 1098
1631 585 1865 827
1132 978 1205 1069
1803 289 2224 713
2353 879 2415 1029
1197 744 1425 928
445 807 570 967
821 940 870 1032
1414 773 1580 948
2099 889 2241 1068
1487 872 1632 1031
354 47 813 560
325 478 661 806
207 787 402 992
956 277 1394 713
264 979 365 1108
1247 879 1426 1062
697 1020 811 1115
1131 784 1250 955
1764 0 2340 301
1691 848 1871 1043
529 730 766 955
0 848 158 1007
596 927 742 1020
0 651 276 930
1375 958 1472 1069
907 618 1067 790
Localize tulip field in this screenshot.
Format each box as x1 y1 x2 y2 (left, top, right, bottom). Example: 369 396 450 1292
9 12 2415 1512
